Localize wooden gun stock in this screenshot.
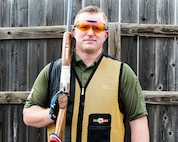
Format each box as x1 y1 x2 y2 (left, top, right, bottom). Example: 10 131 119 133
53 31 72 142
61 32 72 66
49 0 73 141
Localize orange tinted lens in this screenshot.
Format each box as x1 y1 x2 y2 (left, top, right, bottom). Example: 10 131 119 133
76 21 106 34
77 21 91 32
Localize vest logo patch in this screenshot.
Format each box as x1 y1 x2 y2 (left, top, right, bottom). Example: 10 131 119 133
89 114 111 126
93 117 109 124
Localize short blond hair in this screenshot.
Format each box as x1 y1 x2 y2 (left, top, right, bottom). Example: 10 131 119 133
74 5 108 25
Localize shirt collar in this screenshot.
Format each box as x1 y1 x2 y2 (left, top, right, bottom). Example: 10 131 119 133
73 50 103 67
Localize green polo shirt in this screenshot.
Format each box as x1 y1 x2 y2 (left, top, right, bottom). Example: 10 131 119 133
73 52 102 87
24 53 147 122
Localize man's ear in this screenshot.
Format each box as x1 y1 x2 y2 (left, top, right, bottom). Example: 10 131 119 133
105 30 109 39
71 27 75 36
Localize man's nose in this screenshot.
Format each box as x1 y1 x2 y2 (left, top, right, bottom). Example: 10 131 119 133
87 27 95 35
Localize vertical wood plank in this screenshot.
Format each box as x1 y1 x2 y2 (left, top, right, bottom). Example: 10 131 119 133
46 0 65 26
8 0 28 91
83 0 100 7
139 0 157 89
139 37 156 90
10 0 28 27
0 41 10 91
155 38 175 91
27 0 47 90
100 0 120 57
0 1 11 91
100 0 120 22
0 0 11 26
175 37 178 91
139 0 157 24
108 23 121 60
71 0 82 23
121 0 138 23
120 0 138 73
9 40 28 91
174 0 178 91
46 0 64 64
121 36 137 73
156 0 175 24
154 0 175 91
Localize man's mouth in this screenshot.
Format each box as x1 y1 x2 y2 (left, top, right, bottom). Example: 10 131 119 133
84 39 95 41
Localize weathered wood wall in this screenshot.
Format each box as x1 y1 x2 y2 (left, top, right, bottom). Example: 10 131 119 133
1 0 178 91
121 0 178 91
0 0 178 142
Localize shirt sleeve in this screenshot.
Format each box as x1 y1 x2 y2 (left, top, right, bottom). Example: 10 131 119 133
24 64 50 108
120 63 148 122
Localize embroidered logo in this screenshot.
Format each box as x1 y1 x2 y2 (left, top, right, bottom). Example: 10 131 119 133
93 117 109 124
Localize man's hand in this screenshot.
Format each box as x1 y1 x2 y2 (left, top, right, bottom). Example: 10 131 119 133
58 93 68 109
49 91 68 121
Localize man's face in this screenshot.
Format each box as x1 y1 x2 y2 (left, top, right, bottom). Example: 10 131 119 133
72 12 108 55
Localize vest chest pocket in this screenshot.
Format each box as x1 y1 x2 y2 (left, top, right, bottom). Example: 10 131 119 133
87 114 111 142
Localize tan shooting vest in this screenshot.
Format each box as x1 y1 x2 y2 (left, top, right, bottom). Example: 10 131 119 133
48 56 125 142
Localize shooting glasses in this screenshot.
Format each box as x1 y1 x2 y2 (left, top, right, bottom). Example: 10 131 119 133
74 20 108 34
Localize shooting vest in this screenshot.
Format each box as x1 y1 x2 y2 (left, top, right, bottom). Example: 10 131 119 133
47 55 125 142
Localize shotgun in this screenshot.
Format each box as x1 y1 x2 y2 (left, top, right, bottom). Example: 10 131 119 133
49 0 73 141
49 32 72 142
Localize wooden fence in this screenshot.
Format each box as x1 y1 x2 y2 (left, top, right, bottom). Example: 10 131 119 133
1 23 178 91
0 91 178 142
0 23 178 142
1 0 178 142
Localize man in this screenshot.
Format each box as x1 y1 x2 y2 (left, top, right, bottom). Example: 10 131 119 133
23 5 149 142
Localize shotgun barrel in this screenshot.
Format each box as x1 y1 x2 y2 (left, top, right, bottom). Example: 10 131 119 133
49 0 73 141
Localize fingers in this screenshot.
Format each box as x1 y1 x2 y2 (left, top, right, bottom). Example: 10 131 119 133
58 93 68 109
